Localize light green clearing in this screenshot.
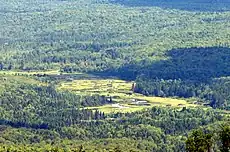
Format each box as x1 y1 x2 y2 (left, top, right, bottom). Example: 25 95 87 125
0 70 197 113
58 79 197 113
0 70 61 76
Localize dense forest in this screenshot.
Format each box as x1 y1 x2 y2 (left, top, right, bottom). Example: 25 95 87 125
1 0 230 151
0 75 229 151
1 0 230 108
186 124 230 152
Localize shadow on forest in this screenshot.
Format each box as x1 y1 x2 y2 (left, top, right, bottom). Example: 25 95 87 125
110 0 230 12
92 47 230 82
0 119 49 130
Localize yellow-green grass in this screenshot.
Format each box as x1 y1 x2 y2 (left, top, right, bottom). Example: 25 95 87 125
0 74 47 94
84 101 195 114
0 71 197 113
0 70 61 76
0 70 95 81
0 74 44 85
58 79 132 94
59 79 196 113
84 104 146 114
0 70 53 95
133 95 190 106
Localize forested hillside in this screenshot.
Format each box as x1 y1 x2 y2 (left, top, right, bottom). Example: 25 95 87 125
1 0 230 108
0 0 230 151
0 75 228 151
1 0 230 71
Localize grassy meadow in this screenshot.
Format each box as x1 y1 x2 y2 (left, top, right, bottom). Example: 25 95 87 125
58 78 196 113
0 70 61 76
0 70 196 113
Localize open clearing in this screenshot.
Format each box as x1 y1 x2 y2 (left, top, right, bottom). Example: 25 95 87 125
0 70 61 76
58 79 196 113
0 70 196 113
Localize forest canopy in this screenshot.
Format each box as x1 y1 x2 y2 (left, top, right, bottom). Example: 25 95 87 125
0 0 230 151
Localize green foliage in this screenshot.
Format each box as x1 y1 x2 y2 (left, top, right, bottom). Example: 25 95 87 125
186 123 230 152
1 0 230 72
0 138 159 152
0 75 228 150
0 75 108 129
1 0 230 109
1 0 230 151
135 76 230 109
219 124 230 152
186 129 213 152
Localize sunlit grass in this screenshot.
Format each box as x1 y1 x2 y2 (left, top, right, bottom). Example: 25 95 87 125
84 104 147 114
58 79 132 93
0 70 61 76
0 74 47 94
59 78 197 113
0 70 197 113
